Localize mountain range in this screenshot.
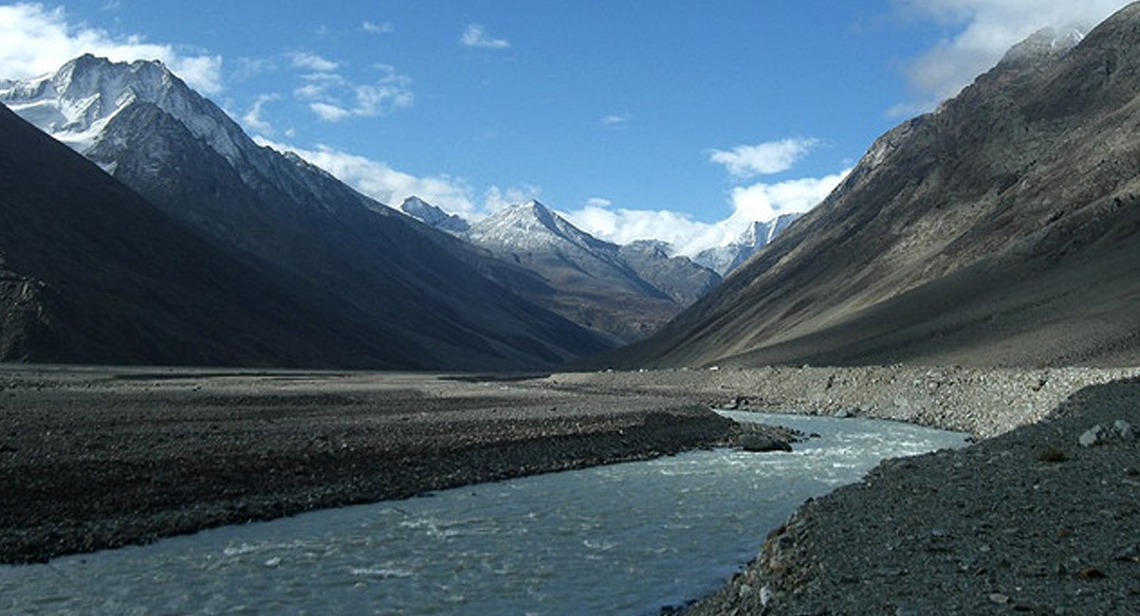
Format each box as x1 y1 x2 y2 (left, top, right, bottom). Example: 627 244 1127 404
461 200 721 343
591 7 1140 369
396 194 800 342
0 54 613 369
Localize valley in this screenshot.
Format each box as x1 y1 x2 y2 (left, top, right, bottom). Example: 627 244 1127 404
3 2 1140 615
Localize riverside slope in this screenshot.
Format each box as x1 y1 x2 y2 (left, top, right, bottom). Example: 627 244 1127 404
592 7 1140 370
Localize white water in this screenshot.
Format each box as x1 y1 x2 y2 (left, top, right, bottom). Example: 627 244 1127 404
0 412 967 616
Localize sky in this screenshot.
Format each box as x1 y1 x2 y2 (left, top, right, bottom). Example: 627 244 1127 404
0 0 1132 255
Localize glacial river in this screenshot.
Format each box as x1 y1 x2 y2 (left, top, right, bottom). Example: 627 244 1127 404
0 412 968 616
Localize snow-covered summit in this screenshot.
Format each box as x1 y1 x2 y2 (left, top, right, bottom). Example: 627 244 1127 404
400 196 470 233
999 26 1086 68
693 213 801 276
0 54 245 164
467 200 616 254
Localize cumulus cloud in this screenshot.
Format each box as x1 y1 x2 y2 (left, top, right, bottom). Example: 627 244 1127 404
708 137 822 178
0 2 223 93
460 23 510 49
728 169 850 223
563 168 849 256
892 0 1129 114
562 204 724 255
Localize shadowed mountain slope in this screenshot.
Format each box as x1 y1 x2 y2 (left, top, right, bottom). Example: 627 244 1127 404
0 103 423 367
588 6 1140 369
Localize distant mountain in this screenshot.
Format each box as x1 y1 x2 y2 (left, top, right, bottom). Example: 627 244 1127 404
0 103 416 367
1 55 611 369
465 201 720 342
618 240 721 305
588 8 1140 369
400 196 470 233
692 214 801 276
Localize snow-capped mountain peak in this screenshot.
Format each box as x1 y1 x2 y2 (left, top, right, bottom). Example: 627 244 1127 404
692 213 802 276
468 200 615 253
400 196 470 233
0 54 244 164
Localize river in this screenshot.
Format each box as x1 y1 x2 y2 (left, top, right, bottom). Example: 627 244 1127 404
0 411 968 616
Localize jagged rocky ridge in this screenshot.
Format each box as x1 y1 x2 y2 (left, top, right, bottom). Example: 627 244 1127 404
590 11 1140 369
1 55 612 369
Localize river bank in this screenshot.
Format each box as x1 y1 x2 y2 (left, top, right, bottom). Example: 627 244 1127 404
0 365 734 564
3 364 1139 614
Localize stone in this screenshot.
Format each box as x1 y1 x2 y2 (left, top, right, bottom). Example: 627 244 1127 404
1079 425 1106 447
1114 419 1134 440
739 433 793 453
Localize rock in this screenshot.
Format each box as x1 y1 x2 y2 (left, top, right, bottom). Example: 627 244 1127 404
832 409 853 419
1074 565 1106 580
739 433 793 453
1079 425 1106 447
989 593 1011 605
1114 419 1134 440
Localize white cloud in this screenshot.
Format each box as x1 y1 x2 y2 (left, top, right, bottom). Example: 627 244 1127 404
562 204 724 255
363 21 395 34
259 139 478 216
563 168 850 256
708 137 822 178
728 169 850 223
288 51 339 72
484 185 543 212
460 23 510 49
585 197 613 208
242 93 279 135
0 2 223 94
291 65 412 122
309 102 351 122
892 0 1130 113
599 114 631 128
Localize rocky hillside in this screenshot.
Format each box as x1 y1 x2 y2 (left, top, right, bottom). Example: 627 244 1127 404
590 8 1140 369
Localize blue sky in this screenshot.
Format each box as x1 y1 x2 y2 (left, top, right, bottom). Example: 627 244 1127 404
0 1 1131 254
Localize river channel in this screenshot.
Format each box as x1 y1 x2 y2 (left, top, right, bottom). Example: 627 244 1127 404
0 411 968 615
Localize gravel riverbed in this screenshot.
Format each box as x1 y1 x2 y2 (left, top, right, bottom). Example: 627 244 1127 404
3 363 1139 615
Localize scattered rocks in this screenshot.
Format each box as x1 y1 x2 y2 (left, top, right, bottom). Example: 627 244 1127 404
1079 420 1135 447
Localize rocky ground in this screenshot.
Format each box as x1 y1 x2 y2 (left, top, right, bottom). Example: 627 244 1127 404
0 365 734 564
3 363 1139 615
